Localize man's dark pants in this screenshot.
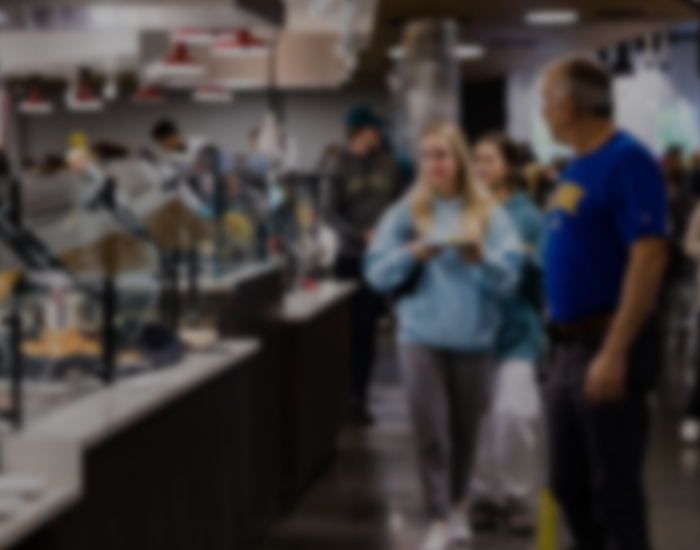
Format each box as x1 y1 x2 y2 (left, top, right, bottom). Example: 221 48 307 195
546 318 661 550
334 254 385 409
687 313 700 419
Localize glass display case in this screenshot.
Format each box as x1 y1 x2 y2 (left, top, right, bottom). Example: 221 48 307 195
0 141 331 427
0 164 196 426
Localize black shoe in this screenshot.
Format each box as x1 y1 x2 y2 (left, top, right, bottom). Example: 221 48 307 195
470 501 504 532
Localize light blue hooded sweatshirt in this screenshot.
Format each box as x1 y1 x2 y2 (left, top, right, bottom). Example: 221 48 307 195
365 196 523 352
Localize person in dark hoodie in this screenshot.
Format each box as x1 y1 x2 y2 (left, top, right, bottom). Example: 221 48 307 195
325 105 406 425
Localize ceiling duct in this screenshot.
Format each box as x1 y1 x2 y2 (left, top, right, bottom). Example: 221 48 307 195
0 4 272 32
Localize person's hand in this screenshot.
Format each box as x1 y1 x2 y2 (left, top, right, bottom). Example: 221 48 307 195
585 348 627 405
363 229 375 244
459 242 484 264
409 241 440 262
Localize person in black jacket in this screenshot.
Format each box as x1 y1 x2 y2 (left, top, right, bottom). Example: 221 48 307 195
324 105 405 425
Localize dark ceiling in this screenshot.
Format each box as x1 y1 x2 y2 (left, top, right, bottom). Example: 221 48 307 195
352 0 698 85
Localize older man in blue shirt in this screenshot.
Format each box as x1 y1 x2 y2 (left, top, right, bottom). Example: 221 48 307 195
541 58 668 550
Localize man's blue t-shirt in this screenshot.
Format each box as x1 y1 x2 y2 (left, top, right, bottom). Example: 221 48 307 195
544 131 668 323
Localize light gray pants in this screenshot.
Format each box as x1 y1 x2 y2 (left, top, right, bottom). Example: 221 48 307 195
399 343 491 520
470 359 544 511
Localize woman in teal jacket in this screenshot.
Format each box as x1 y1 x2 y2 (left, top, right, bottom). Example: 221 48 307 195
365 122 522 550
469 133 546 535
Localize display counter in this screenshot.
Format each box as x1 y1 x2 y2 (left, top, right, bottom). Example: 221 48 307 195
0 274 357 550
0 340 260 550
275 281 356 508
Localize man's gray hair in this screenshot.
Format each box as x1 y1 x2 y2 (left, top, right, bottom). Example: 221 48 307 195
549 57 614 119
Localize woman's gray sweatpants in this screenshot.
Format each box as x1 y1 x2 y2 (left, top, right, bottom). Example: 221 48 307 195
399 343 492 520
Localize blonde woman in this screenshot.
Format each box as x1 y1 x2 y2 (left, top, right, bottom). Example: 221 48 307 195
365 122 523 550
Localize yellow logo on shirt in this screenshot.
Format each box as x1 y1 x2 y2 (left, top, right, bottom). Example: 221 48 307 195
550 183 586 215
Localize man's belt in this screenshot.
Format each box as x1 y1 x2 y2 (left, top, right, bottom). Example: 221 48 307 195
548 313 615 343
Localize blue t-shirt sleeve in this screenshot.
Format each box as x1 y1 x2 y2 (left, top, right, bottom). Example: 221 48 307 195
612 148 668 245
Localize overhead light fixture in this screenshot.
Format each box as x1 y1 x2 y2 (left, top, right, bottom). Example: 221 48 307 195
211 29 270 58
388 46 404 61
455 44 485 60
526 9 579 26
192 85 234 104
19 82 53 115
388 44 485 61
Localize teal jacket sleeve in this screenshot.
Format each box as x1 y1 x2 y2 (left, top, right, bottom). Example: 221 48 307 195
364 201 418 294
523 207 547 269
478 206 524 298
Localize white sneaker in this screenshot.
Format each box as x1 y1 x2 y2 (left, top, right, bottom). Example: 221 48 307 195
680 418 700 444
420 521 450 550
448 502 473 544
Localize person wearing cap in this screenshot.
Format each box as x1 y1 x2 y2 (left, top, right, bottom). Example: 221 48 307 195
541 58 668 550
324 105 406 425
151 119 214 213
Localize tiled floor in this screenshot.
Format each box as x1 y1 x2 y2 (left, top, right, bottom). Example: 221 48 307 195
259 337 700 550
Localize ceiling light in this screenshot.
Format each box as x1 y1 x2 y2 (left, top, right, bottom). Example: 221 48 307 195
526 10 579 26
388 46 404 61
455 44 485 60
388 44 484 61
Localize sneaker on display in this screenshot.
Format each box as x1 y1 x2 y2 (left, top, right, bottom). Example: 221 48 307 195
448 501 473 544
680 418 700 444
420 521 451 550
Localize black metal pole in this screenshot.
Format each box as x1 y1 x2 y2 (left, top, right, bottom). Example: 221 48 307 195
186 246 200 326
7 166 23 428
159 248 181 330
7 276 23 429
102 276 116 385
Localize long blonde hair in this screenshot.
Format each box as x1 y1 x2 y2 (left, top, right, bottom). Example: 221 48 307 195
411 122 494 241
